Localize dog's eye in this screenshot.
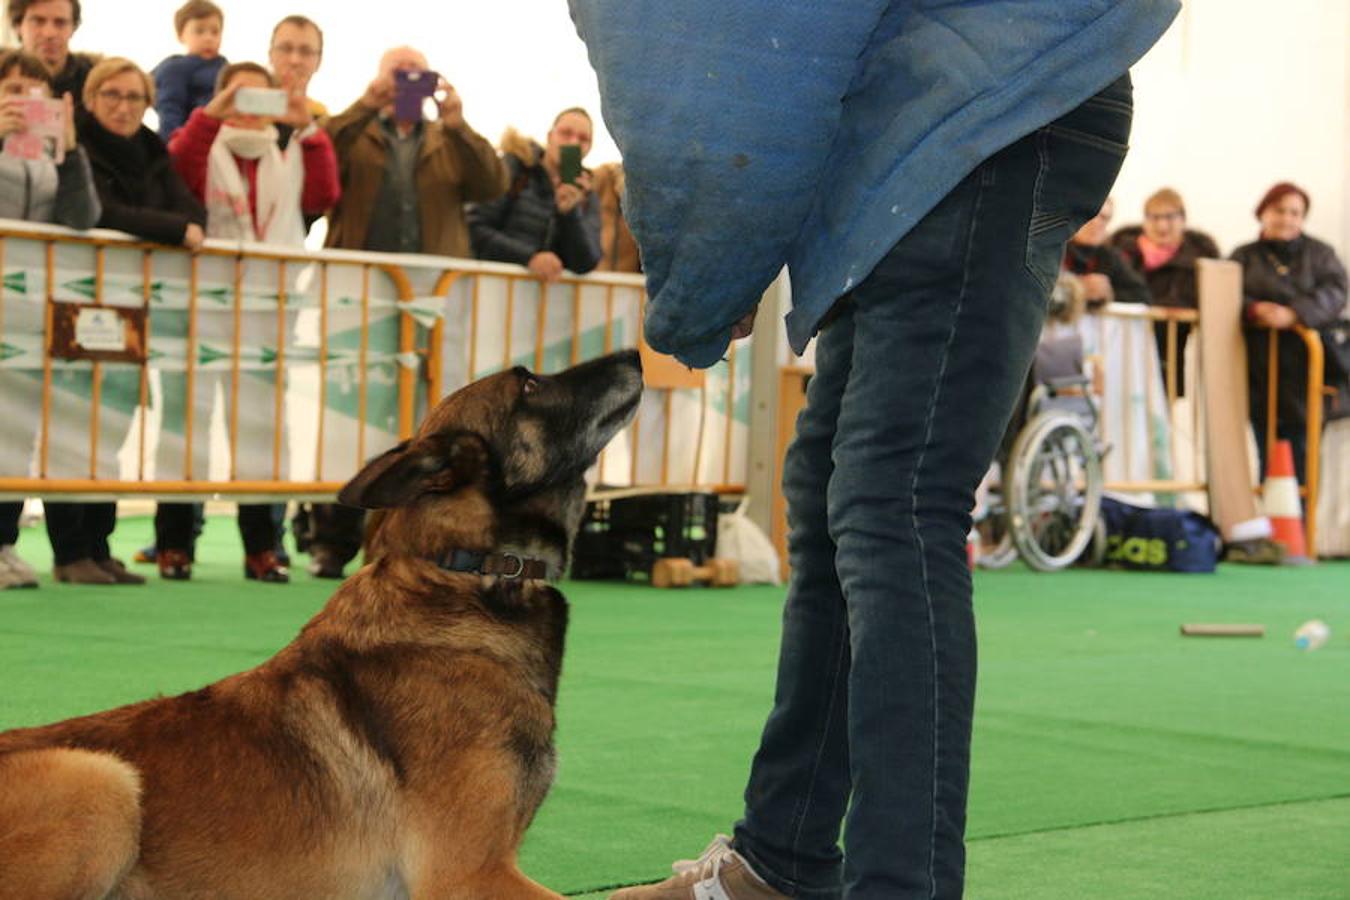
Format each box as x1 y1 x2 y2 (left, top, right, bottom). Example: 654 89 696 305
522 377 540 396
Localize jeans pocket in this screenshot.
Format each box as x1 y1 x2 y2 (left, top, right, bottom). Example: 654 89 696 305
1024 74 1133 295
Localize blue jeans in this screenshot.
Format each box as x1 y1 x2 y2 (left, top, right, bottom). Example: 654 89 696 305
733 76 1133 899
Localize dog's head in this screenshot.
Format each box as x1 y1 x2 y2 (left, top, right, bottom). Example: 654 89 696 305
337 350 642 575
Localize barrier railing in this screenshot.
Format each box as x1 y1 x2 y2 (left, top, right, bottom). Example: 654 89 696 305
0 220 750 501
1259 322 1324 549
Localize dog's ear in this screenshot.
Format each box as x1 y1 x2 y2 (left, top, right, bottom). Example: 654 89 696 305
337 431 489 509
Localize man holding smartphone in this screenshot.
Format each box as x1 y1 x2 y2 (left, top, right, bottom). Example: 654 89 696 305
468 107 602 282
323 45 507 258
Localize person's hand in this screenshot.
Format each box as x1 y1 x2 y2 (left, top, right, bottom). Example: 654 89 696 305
277 81 313 130
1251 300 1297 330
0 96 27 139
202 81 242 121
436 79 463 129
730 306 758 340
555 182 586 215
360 72 396 111
1080 273 1114 304
183 223 205 250
61 93 77 151
528 251 564 282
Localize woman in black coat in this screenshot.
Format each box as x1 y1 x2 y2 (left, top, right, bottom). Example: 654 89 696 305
42 59 208 585
78 58 206 248
1231 182 1348 484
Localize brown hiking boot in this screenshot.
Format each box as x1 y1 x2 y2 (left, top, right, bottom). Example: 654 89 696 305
610 835 788 900
53 558 117 585
97 557 146 585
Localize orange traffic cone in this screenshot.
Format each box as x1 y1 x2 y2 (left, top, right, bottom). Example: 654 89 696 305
1263 439 1310 564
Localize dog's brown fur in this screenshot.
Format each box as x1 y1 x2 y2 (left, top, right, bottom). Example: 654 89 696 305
0 351 643 899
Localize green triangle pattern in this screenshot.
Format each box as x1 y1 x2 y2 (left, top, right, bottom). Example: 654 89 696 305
3 270 27 293
63 275 98 298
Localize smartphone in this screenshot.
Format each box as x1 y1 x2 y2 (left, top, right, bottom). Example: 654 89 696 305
234 86 288 117
559 144 583 186
393 69 439 122
1 96 65 164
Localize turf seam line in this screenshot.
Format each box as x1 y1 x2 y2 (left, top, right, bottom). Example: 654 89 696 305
969 791 1350 843
565 794 1350 896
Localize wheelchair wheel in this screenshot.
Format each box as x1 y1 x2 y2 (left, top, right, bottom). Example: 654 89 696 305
1006 409 1102 572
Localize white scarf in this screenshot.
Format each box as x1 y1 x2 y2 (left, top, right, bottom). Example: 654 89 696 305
205 124 306 247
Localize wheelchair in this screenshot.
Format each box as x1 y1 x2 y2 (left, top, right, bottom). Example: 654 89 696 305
974 287 1107 572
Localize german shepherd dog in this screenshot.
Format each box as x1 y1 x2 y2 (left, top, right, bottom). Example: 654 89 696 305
0 350 643 899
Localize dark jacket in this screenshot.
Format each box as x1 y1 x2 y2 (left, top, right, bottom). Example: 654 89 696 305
1110 226 1219 310
151 54 228 141
52 53 98 113
77 111 206 246
468 135 601 275
1062 242 1151 305
1231 234 1348 427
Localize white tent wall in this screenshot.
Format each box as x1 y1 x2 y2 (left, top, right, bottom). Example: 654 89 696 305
1112 2 1350 263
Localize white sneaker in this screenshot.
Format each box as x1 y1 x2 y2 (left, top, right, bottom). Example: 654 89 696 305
0 544 38 588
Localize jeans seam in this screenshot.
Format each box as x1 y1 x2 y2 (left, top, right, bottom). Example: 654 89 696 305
787 594 849 886
909 168 985 900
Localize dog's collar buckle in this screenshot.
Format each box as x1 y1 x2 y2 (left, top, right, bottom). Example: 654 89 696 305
493 553 525 579
436 549 550 581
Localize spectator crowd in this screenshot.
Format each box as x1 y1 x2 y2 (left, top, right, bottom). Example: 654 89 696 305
0 0 1345 590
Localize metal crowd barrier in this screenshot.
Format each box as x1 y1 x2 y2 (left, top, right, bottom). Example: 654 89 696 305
0 221 749 501
1079 302 1324 551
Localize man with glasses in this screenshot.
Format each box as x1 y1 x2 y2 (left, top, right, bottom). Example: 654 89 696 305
269 15 326 127
11 0 97 111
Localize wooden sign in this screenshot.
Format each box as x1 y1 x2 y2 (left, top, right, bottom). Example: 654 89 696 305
48 302 147 364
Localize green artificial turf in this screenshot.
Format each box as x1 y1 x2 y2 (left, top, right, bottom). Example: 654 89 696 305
2 515 1348 898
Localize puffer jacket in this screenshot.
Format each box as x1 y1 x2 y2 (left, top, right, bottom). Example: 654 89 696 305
570 0 1181 366
467 132 601 274
0 149 101 229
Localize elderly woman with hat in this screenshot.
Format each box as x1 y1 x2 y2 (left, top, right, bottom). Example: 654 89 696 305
1230 182 1347 484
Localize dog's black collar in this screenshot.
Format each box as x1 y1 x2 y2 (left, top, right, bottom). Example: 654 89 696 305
435 549 552 581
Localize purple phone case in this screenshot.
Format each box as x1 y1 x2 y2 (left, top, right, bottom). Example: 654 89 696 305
393 70 439 121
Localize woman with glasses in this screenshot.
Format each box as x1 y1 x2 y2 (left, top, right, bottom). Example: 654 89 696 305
1110 188 1219 395
78 57 205 249
46 58 207 585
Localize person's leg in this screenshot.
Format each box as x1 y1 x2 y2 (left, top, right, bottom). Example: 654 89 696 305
0 502 21 546
238 504 277 556
44 502 89 566
85 503 117 562
826 79 1131 900
155 503 197 554
154 502 196 580
0 501 38 588
732 310 858 899
240 504 288 582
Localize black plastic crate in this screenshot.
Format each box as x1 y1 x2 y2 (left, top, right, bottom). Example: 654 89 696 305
570 491 720 580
